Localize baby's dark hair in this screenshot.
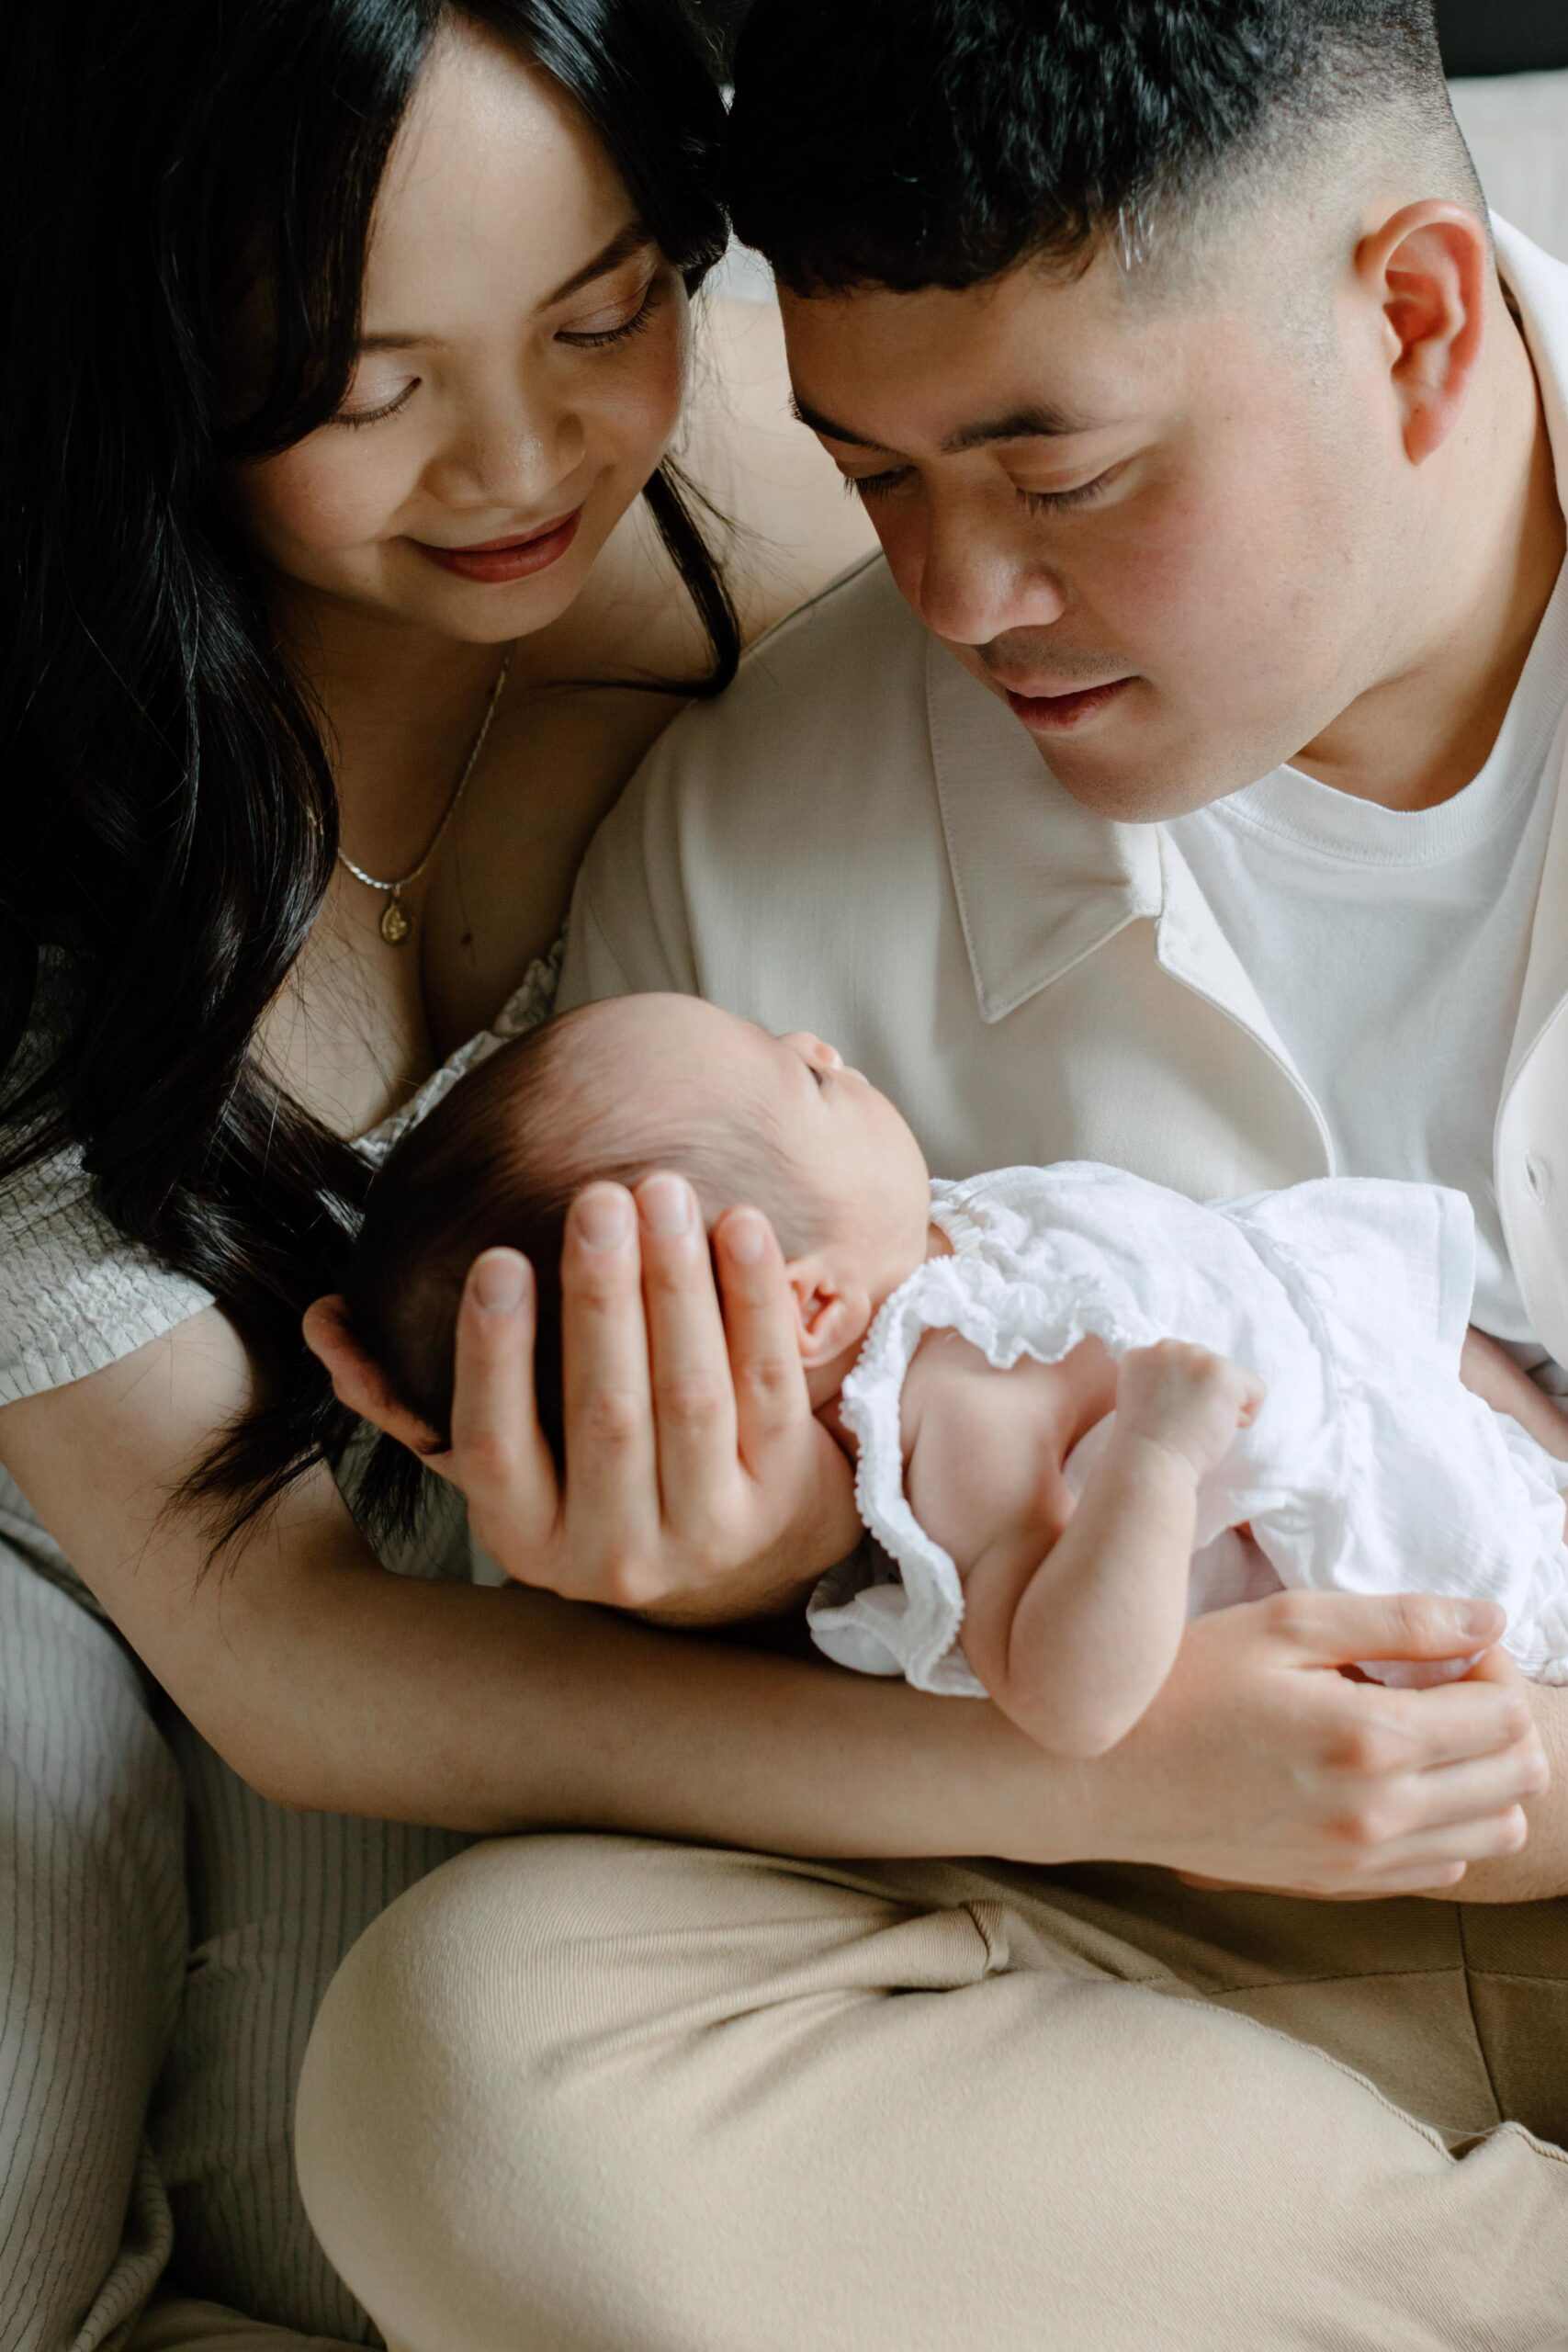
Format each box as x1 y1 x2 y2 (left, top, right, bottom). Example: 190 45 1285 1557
345 999 825 1538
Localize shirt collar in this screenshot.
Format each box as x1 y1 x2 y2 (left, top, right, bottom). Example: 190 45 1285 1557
923 629 1160 1023
1495 220 1568 1068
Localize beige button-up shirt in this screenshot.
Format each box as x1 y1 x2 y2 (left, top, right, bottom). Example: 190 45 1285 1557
560 219 1568 1367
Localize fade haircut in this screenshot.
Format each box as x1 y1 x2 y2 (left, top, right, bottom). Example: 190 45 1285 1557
728 0 1483 295
344 1001 826 1534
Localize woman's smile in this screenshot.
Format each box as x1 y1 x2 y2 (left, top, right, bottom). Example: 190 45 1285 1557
409 506 584 582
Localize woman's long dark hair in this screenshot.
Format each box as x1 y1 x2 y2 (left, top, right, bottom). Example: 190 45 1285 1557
0 0 737 1545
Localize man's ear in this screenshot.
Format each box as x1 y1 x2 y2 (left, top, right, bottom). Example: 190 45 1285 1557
784 1254 872 1370
1353 200 1491 467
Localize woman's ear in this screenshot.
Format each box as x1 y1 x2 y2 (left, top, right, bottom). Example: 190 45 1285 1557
784 1255 873 1370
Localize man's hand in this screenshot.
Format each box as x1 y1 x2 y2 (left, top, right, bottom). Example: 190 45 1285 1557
1077 1590 1549 1897
308 1175 859 1625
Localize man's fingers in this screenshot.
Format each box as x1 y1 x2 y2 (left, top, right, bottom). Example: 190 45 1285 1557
449 1249 558 1547
714 1207 814 1473
1401 1742 1549 1834
558 1186 659 1560
1365 1675 1534 1769
636 1174 739 1534
1265 1588 1505 1668
302 1294 446 1461
1175 1866 1468 1899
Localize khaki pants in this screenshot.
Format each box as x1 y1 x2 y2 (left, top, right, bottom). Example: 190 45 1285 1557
296 1835 1568 2351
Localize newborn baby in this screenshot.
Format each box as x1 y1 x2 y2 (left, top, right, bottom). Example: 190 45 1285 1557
348 992 1568 1756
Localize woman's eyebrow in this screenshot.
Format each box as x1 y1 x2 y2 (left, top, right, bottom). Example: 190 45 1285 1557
542 220 659 309
355 222 659 352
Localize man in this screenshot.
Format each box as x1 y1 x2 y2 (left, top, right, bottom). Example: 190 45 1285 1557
565 0 1568 1838
538 0 1568 2332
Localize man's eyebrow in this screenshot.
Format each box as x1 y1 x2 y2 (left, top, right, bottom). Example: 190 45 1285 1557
790 392 1100 453
355 221 658 352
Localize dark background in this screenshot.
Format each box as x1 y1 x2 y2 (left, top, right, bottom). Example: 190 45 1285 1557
1433 0 1568 75
691 2 1568 78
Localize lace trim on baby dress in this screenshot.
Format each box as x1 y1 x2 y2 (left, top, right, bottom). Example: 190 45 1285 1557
355 934 564 1170
812 1175 1163 1698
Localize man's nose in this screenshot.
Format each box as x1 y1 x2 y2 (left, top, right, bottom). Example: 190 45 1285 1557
913 505 1068 647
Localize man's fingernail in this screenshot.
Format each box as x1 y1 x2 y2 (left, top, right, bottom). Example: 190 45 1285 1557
576 1189 632 1250
640 1175 693 1237
1462 1602 1504 1635
473 1253 526 1313
727 1213 766 1264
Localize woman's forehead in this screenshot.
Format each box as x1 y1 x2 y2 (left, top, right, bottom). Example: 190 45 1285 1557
364 17 639 333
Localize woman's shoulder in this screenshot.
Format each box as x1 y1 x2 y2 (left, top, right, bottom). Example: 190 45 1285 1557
514 290 872 692
683 296 877 639
0 959 213 1407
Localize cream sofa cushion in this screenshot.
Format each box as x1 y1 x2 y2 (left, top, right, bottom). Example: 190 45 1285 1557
1450 70 1568 261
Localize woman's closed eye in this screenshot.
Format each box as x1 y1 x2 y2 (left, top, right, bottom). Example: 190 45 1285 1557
557 274 665 350
333 379 420 429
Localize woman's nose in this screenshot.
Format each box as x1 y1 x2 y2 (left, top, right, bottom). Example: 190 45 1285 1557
427 390 586 513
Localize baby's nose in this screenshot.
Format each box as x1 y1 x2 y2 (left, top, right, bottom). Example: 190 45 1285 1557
784 1031 843 1070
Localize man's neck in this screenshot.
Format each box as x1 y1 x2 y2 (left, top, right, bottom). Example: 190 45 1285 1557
1292 292 1565 813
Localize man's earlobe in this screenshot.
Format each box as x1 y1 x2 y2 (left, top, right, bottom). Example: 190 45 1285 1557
1356 201 1490 467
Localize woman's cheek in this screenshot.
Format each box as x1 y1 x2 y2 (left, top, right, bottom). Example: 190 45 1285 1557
597 301 689 474
237 437 407 563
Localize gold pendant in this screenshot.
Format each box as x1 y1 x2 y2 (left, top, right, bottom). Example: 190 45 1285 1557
380 896 413 946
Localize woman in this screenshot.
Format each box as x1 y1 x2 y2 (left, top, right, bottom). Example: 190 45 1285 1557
0 6 1548 2352
0 2 868 2342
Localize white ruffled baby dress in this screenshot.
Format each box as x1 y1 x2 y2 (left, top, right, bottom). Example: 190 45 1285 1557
807 1164 1568 1694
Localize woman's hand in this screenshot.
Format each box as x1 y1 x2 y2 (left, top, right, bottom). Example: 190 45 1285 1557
1046 1590 1549 1896
306 1173 859 1624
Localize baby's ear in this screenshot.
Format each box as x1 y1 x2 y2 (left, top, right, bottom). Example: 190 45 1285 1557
784 1255 872 1369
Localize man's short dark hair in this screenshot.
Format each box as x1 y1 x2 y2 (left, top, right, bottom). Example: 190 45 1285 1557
728 0 1479 295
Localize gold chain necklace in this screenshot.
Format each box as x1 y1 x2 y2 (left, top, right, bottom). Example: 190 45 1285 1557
336 643 516 946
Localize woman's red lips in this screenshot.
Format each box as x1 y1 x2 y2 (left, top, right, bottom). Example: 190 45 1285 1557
1003 677 1133 733
412 508 582 582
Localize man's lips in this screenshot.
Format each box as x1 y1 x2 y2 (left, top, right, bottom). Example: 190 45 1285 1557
411 508 583 582
1000 675 1134 732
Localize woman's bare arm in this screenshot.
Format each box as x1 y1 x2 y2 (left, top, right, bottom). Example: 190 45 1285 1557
0 1257 1547 1882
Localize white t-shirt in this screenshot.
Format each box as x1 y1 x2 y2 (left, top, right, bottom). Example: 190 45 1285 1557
1170 559 1568 1380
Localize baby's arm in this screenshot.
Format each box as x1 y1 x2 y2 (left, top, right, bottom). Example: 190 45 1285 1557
905 1339 1261 1757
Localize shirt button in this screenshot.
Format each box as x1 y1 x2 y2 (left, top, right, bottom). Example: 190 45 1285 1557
1526 1157 1551 1202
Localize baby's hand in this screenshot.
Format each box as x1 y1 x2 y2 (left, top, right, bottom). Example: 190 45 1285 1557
1115 1341 1264 1480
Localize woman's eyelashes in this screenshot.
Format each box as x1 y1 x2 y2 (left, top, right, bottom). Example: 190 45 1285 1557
556 274 665 350
334 379 419 430
331 278 666 425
